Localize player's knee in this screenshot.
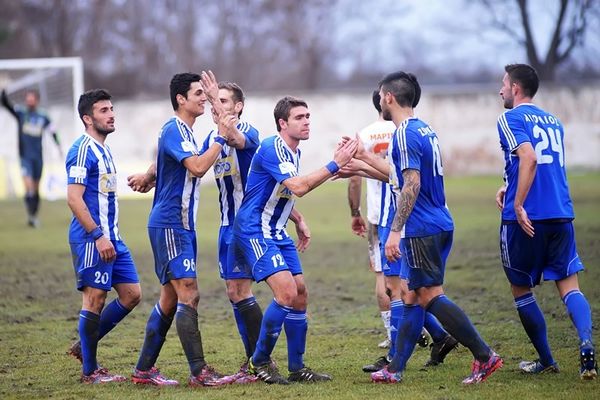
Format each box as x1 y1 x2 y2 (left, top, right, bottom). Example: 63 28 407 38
275 289 296 307
225 280 252 302
122 286 142 309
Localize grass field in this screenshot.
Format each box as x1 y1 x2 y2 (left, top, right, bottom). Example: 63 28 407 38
0 174 598 399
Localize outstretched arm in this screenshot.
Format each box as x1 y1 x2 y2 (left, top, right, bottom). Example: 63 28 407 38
128 163 157 193
282 139 358 197
1 90 19 119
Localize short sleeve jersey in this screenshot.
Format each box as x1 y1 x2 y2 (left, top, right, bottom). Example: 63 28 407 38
497 103 574 221
148 117 201 231
358 120 396 225
66 134 121 243
388 117 454 237
200 121 260 226
233 135 299 240
15 105 53 160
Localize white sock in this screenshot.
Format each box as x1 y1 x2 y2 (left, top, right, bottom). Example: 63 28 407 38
381 310 391 340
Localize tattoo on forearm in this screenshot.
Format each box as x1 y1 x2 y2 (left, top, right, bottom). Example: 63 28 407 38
391 170 420 232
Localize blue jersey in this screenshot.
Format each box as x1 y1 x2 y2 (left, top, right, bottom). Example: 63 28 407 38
201 122 260 226
148 117 202 231
66 134 121 243
378 182 396 228
12 105 52 160
388 117 454 237
233 135 299 240
497 103 574 221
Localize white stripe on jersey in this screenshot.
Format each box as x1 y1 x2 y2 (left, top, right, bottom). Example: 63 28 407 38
261 184 281 239
75 136 91 184
498 113 518 150
88 141 113 239
181 170 193 230
397 121 409 171
273 200 294 240
176 118 194 143
105 144 121 240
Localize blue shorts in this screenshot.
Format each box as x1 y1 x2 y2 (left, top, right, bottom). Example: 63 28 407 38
148 227 198 285
229 234 302 283
378 226 403 278
21 157 43 180
219 225 252 280
70 240 139 291
500 222 584 288
401 231 453 291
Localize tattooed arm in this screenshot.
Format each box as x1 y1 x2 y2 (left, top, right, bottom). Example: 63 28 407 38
385 169 420 261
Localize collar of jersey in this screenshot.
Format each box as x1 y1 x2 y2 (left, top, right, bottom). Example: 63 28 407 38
83 132 107 149
276 133 298 155
174 115 193 133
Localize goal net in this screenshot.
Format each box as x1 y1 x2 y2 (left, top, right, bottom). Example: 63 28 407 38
0 57 83 200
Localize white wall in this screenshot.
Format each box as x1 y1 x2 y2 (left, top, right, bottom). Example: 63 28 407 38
1 83 598 199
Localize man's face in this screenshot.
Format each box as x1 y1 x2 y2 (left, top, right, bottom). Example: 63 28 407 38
211 88 241 123
25 92 38 109
90 100 115 135
181 81 207 117
281 106 310 141
379 89 392 121
500 73 514 109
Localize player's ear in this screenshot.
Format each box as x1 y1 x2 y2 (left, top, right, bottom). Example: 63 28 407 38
82 114 92 127
278 118 287 131
234 102 243 115
176 93 186 106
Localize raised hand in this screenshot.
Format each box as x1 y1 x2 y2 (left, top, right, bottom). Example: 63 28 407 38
200 70 220 106
333 139 358 167
218 113 238 140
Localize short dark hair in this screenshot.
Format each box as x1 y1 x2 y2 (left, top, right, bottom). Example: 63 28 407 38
78 89 112 126
218 81 245 117
378 71 420 108
273 96 308 132
505 64 539 98
372 90 382 114
170 73 201 111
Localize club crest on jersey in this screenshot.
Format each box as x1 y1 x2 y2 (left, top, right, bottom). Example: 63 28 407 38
277 185 294 199
180 140 198 154
278 161 296 175
214 156 237 178
100 173 117 193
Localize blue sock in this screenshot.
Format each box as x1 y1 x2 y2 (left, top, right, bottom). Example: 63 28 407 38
388 304 424 373
427 295 491 362
79 310 100 376
136 304 173 371
284 309 307 372
387 299 403 359
563 290 593 343
231 300 252 358
252 299 291 366
98 299 131 340
424 312 448 343
515 293 554 367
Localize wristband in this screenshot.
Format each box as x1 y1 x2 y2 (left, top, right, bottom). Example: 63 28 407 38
90 226 104 241
325 160 340 175
351 208 361 217
214 136 227 146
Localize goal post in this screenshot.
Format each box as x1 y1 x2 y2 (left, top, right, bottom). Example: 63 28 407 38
0 57 84 200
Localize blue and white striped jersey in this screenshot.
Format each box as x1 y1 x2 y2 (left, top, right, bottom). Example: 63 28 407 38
233 135 299 240
66 133 121 243
200 122 260 226
378 182 397 228
497 103 574 221
388 117 454 237
148 117 201 231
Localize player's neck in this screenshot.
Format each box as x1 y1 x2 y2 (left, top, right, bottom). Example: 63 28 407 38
175 110 196 130
279 132 299 152
513 96 533 108
392 107 414 127
86 129 107 145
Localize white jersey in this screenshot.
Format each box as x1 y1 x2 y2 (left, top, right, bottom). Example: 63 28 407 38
357 120 396 225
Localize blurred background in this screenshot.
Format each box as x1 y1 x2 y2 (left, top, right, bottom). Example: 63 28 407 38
0 0 599 199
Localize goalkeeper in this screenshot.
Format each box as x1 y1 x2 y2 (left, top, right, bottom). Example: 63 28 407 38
1 88 62 227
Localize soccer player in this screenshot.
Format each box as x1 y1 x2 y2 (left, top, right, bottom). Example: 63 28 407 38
129 72 234 387
496 63 597 379
65 89 141 383
361 71 502 384
347 90 396 350
200 81 262 383
2 88 62 227
230 96 357 384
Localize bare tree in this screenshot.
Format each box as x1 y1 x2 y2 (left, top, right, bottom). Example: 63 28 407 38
480 0 598 80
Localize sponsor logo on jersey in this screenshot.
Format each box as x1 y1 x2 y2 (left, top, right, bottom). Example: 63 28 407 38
277 185 294 200
214 156 238 178
22 120 45 137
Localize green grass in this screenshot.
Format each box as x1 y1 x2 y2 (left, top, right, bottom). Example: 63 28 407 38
0 173 599 399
